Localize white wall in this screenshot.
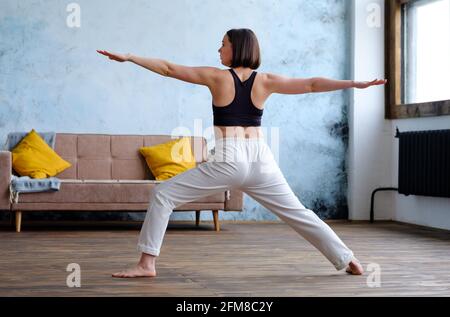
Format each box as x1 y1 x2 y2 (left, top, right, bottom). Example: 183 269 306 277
349 0 394 221
349 0 450 231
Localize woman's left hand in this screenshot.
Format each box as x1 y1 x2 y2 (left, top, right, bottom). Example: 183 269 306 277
353 79 387 89
97 50 131 62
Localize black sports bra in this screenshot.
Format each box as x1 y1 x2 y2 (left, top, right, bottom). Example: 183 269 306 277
212 68 263 127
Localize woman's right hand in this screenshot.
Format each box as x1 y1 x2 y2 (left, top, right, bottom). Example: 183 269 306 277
353 78 387 89
96 50 131 62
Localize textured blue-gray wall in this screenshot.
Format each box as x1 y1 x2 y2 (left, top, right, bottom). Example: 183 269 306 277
0 0 351 222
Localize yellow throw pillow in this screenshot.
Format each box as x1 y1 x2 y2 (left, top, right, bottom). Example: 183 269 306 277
140 137 196 181
11 129 72 179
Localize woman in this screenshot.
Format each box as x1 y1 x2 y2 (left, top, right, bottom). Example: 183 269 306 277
97 28 386 278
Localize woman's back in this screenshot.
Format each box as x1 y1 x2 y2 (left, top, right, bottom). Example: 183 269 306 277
209 68 271 140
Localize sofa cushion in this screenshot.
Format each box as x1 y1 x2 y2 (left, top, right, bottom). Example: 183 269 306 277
53 134 207 180
11 129 72 178
16 180 225 204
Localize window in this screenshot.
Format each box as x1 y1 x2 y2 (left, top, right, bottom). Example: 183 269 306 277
385 0 450 119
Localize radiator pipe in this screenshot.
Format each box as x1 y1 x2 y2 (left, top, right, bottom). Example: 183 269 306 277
370 187 398 223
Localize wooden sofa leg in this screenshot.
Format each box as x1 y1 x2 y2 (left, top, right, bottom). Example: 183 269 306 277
195 210 201 226
15 211 22 233
212 210 220 232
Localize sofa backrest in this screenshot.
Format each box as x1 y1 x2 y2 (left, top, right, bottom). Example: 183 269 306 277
54 133 207 180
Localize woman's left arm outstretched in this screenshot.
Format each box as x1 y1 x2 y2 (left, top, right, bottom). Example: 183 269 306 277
96 50 219 87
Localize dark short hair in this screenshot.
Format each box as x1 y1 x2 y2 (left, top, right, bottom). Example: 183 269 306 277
226 28 261 69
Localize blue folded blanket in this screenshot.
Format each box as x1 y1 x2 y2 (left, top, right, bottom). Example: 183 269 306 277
3 131 61 204
3 131 56 151
9 176 61 203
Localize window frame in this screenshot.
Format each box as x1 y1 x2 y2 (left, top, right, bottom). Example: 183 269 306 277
385 0 450 119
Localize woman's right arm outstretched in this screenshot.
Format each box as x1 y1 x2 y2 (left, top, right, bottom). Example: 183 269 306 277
264 72 387 95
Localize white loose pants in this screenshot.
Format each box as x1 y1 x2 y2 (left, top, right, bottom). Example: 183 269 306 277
137 137 354 270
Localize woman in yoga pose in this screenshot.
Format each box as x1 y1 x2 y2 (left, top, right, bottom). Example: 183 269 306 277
97 28 386 278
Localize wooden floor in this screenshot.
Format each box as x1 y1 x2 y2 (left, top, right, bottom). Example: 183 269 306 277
0 220 449 296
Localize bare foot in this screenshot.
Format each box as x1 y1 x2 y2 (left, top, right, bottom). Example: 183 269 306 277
112 264 156 278
345 258 364 275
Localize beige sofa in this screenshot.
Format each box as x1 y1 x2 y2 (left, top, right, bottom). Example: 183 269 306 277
0 133 244 232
